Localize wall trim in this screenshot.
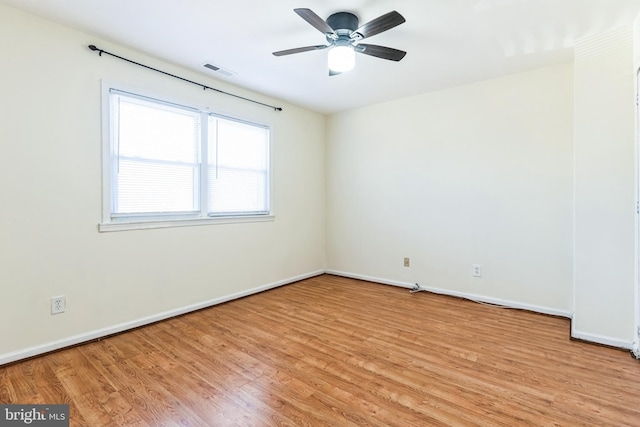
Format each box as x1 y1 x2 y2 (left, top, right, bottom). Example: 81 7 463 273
3 269 634 365
328 270 636 350
0 270 324 366
325 270 417 290
571 326 633 350
326 269 574 318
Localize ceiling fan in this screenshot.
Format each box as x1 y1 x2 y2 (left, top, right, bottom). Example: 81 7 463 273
273 8 407 75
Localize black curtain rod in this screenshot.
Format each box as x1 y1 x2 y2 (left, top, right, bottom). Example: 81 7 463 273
88 45 283 112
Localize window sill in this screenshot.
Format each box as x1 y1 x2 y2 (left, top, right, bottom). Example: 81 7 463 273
98 214 275 233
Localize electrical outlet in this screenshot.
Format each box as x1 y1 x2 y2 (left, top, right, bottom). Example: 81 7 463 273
472 264 482 277
51 296 66 315
404 257 410 267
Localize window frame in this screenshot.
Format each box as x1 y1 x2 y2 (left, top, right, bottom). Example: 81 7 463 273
99 81 274 232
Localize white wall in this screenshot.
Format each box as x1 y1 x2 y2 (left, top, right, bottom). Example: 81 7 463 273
326 25 640 347
326 63 574 314
573 26 636 346
0 4 326 362
633 14 640 359
634 12 640 357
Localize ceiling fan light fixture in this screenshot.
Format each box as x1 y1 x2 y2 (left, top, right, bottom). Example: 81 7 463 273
328 44 355 73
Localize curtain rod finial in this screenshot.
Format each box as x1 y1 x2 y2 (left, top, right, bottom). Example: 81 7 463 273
88 44 98 51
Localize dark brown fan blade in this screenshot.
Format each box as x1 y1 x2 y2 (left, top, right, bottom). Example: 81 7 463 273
357 44 406 61
273 45 329 56
294 8 335 35
352 11 405 39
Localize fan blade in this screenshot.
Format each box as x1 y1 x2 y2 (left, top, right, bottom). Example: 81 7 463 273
352 11 405 39
357 44 406 61
273 45 329 56
294 8 335 35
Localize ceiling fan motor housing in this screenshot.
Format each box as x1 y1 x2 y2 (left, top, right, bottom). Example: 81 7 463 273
327 12 359 32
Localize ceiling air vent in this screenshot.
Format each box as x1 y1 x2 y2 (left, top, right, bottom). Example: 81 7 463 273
202 63 235 77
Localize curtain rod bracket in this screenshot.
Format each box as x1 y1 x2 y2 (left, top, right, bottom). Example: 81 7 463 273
87 44 283 112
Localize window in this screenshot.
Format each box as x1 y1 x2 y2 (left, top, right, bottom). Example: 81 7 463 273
101 86 271 231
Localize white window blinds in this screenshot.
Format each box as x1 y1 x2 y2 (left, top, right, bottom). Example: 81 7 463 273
106 88 270 224
208 116 269 216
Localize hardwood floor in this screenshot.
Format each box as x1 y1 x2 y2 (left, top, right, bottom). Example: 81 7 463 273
1 274 640 426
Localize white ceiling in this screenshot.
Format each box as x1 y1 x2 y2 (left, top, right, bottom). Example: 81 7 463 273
2 0 640 114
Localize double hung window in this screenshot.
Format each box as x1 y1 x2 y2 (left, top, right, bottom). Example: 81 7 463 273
101 86 271 231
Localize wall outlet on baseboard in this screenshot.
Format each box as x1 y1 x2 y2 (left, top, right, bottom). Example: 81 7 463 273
472 264 482 277
51 296 66 315
404 257 410 267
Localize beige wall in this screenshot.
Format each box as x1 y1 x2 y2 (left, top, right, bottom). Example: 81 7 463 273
326 25 639 347
573 26 636 346
0 4 326 361
326 63 574 314
634 12 640 357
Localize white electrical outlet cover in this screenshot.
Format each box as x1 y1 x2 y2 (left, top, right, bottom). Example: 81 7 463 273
51 296 66 314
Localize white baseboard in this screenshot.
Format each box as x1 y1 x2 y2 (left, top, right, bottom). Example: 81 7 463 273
0 270 324 366
326 269 574 318
3 269 634 364
571 327 633 350
325 270 417 290
328 270 637 350
632 344 640 359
